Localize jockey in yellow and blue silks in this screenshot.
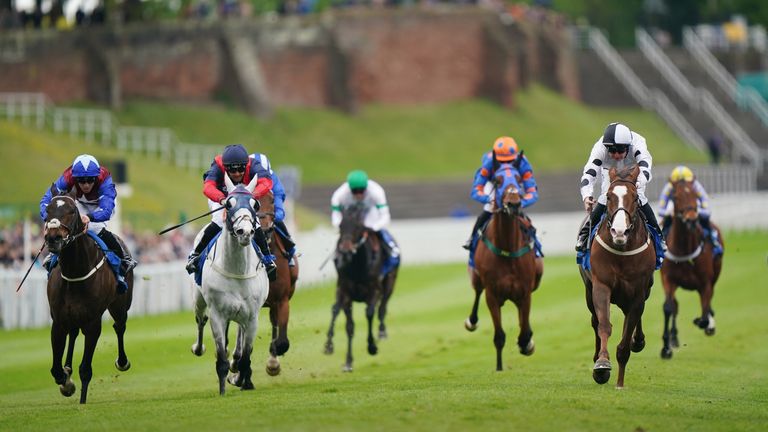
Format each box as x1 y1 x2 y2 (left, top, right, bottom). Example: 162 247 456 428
463 136 539 251
39 154 137 290
657 165 722 254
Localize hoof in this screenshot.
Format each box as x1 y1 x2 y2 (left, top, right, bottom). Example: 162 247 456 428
592 360 611 385
705 327 716 336
227 373 242 387
115 359 131 371
191 343 205 357
660 347 673 359
342 364 353 373
631 338 646 353
464 318 477 332
240 381 254 391
324 343 334 355
670 336 680 348
693 317 707 329
229 359 239 374
378 329 388 340
519 339 535 356
266 357 281 376
368 344 378 356
59 380 76 397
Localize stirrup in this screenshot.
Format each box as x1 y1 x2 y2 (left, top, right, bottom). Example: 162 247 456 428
575 236 588 252
185 253 200 274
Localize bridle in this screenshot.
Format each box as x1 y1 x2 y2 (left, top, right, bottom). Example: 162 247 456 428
605 178 637 233
45 195 87 252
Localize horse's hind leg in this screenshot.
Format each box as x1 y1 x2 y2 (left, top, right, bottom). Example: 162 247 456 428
229 325 244 374
515 296 534 356
64 328 78 374
485 291 506 371
191 289 208 356
631 316 646 353
694 282 716 336
660 285 677 359
78 319 103 404
377 271 397 339
108 302 131 371
50 324 75 397
365 299 378 356
343 304 355 372
273 299 291 356
230 322 257 390
208 312 229 395
324 301 342 355
616 301 645 389
465 272 483 332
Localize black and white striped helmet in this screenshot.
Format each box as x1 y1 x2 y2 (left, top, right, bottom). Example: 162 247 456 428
601 122 632 151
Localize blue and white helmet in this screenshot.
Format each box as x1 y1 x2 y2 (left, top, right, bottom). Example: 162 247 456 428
71 154 100 178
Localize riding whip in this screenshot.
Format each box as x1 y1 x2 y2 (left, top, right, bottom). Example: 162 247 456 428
318 248 336 271
16 240 46 292
158 205 226 235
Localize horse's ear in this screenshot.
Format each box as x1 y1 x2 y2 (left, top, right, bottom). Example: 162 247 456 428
608 167 618 181
49 183 59 197
245 173 258 193
67 186 77 200
224 172 236 193
630 165 640 181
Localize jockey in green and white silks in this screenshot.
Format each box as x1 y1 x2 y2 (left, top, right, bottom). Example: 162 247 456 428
330 170 400 276
575 122 666 253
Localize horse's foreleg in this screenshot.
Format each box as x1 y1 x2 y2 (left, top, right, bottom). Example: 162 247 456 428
616 301 645 389
661 290 676 359
78 319 103 404
631 316 646 353
465 273 483 332
64 328 78 373
269 304 278 356
591 281 612 385
233 322 256 390
695 282 716 336
516 295 534 356
343 304 354 372
485 291 505 371
365 300 378 356
191 289 208 356
208 313 229 396
378 273 396 339
50 324 75 397
273 299 291 356
109 305 130 371
230 327 244 374
324 302 342 355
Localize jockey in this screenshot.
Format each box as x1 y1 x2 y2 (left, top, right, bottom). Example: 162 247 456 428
185 144 277 278
249 152 297 263
575 122 666 252
657 165 722 252
462 136 539 250
330 170 400 276
39 154 137 287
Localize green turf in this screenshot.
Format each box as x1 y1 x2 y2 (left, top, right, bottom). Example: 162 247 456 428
1 231 765 431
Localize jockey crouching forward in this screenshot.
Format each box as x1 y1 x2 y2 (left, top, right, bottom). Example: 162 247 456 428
186 144 277 280
39 154 137 292
463 136 542 256
658 165 722 254
250 152 297 265
331 170 400 277
575 122 666 252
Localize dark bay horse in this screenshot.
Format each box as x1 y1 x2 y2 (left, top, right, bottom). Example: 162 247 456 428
578 166 655 388
257 191 299 376
324 204 398 372
43 190 133 404
465 162 543 371
659 179 724 359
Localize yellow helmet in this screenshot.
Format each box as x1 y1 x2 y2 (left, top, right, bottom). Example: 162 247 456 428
669 165 694 182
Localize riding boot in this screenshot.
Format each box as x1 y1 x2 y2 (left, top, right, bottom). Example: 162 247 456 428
699 216 721 252
662 216 672 238
274 219 296 260
186 223 222 274
640 202 667 252
41 253 55 272
98 229 138 274
254 228 277 281
463 211 492 250
575 203 606 252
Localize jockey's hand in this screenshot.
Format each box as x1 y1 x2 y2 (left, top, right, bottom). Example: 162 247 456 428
80 214 90 226
219 198 231 209
583 196 595 213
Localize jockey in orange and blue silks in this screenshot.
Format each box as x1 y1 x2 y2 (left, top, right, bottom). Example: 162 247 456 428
463 136 539 253
39 154 137 291
185 144 277 279
657 165 722 254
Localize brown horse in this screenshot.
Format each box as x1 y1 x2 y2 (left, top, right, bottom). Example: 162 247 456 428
659 179 724 359
465 163 543 371
43 190 133 404
324 204 398 372
258 191 299 375
578 166 655 388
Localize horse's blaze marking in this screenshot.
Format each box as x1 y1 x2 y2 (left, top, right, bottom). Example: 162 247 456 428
611 185 629 233
56 199 66 207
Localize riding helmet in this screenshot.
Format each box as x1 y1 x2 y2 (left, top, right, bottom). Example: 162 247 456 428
222 144 249 166
670 165 694 182
71 154 101 178
347 170 369 190
602 122 632 150
492 136 518 162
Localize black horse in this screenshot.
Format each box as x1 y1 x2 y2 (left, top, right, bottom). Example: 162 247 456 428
43 189 133 404
323 204 397 372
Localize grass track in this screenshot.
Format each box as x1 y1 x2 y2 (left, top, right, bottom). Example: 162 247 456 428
1 231 766 431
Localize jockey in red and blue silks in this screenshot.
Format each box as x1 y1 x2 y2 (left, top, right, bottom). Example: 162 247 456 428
250 152 297 263
39 154 137 289
185 144 277 278
463 136 539 251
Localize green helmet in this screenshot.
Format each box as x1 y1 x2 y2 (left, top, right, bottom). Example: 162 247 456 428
347 170 369 190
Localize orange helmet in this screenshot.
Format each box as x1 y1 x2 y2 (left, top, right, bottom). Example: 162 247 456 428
492 136 518 162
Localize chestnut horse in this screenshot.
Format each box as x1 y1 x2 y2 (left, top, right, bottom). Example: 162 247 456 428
578 166 655 388
465 162 543 371
258 191 299 375
659 179 724 359
43 190 133 404
324 204 398 372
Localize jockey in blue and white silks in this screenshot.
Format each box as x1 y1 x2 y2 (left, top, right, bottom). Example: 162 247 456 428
185 144 277 279
250 152 297 262
575 122 666 253
39 154 137 289
331 170 400 276
657 165 722 254
463 136 539 251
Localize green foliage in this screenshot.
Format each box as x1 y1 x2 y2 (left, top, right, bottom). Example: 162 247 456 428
0 231 765 431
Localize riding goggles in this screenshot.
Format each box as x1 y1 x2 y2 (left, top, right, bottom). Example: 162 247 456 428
351 187 366 194
76 176 97 184
606 145 629 154
225 163 247 173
